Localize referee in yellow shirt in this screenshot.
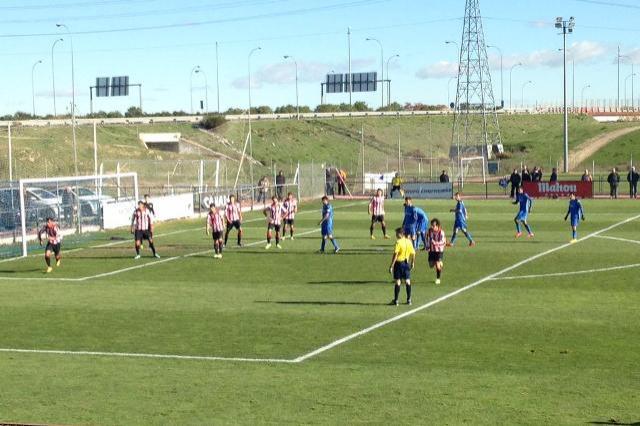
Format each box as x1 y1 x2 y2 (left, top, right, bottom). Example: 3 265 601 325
389 227 416 306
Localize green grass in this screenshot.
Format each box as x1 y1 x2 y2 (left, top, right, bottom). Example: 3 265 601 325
1 115 636 186
583 127 640 171
0 198 638 424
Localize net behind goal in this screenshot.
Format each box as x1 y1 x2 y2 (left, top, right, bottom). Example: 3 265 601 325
7 173 139 258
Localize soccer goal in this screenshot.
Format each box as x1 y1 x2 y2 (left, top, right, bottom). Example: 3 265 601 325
13 172 138 258
459 156 487 188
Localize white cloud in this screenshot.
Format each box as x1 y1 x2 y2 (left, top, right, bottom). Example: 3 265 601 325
415 61 458 79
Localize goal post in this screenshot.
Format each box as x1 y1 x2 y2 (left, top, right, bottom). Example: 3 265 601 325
18 172 138 257
459 156 487 188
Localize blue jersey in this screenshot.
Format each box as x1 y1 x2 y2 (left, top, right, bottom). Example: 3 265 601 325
516 193 533 213
403 205 418 228
454 201 468 225
568 199 583 218
415 207 429 232
322 203 334 225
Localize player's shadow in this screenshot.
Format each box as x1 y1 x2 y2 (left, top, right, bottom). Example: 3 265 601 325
589 421 639 425
307 280 390 285
0 268 43 274
255 300 384 306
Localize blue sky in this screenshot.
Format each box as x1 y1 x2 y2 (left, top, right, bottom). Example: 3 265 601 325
1 0 640 115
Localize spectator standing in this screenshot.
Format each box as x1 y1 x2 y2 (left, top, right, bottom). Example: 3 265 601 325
61 186 77 227
325 167 335 197
439 170 450 183
275 170 286 199
337 169 347 196
390 173 404 198
257 176 269 204
581 169 593 182
550 168 558 182
531 166 542 182
627 166 639 199
509 168 521 198
607 168 620 199
522 166 532 182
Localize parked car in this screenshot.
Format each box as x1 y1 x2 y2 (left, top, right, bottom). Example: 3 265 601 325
55 186 114 217
0 187 56 231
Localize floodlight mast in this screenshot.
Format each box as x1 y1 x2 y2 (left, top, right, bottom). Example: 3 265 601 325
556 16 575 174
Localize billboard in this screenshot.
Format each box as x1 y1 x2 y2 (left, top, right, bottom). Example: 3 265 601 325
402 182 453 199
522 181 593 199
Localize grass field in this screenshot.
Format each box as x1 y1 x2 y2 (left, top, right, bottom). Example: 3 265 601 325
0 198 639 424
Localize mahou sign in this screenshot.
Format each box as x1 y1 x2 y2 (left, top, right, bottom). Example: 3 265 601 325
522 181 593 198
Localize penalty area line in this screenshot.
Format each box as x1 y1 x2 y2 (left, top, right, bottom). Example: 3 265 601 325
292 213 640 363
595 235 640 246
491 263 640 281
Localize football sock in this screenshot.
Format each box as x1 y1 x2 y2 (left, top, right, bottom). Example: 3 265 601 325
267 233 271 244
149 242 156 256
224 231 229 245
45 256 51 267
290 229 294 238
382 225 387 236
394 285 400 302
524 224 533 234
436 269 442 279
135 246 140 255
450 229 458 244
515 221 521 233
276 235 280 245
321 239 326 251
331 239 339 250
463 230 473 242
572 230 577 239
420 233 428 249
406 284 412 300
237 232 242 245
370 225 374 236
218 241 223 253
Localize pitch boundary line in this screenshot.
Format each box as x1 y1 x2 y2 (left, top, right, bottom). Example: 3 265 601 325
594 235 640 246
491 263 640 281
1 214 638 363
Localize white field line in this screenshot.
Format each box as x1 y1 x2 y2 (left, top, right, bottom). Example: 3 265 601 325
0 348 295 364
2 214 638 364
291 213 640 363
595 235 640 246
492 263 640 281
0 201 365 262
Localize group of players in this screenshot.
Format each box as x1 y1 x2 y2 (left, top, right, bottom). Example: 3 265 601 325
36 186 586 308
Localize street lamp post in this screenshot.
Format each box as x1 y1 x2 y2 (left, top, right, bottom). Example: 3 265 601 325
56 23 78 176
385 54 399 107
580 84 591 112
248 47 261 189
366 37 384 108
195 67 209 113
555 16 575 174
521 80 533 109
51 38 63 117
283 55 299 119
189 65 199 114
447 76 457 108
215 41 220 113
487 44 504 108
509 62 523 109
31 60 43 117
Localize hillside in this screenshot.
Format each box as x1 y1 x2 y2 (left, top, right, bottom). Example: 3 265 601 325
0 115 636 187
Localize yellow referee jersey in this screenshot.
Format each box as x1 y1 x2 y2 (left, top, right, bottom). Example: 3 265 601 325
392 177 403 187
394 237 415 262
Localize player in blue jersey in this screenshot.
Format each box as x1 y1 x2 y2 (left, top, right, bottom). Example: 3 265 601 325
402 197 418 247
564 193 585 243
513 187 534 238
414 206 429 250
448 192 475 247
318 196 340 253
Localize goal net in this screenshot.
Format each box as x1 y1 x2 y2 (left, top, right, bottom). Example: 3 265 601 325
459 156 487 187
5 173 139 258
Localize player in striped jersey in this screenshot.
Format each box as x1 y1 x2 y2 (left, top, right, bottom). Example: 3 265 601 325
38 217 62 273
281 192 298 240
224 194 243 247
368 189 389 239
131 201 160 260
206 203 225 259
264 196 284 250
426 218 446 285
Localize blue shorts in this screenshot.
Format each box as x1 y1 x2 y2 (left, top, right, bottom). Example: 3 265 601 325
393 261 411 280
570 216 580 227
403 225 417 237
515 211 528 222
321 224 333 236
454 220 467 230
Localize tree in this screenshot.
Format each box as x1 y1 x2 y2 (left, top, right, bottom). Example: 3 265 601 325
125 106 143 117
199 114 227 130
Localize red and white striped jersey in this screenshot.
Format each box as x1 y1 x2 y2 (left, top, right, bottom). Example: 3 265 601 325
267 202 283 225
282 198 297 220
369 195 385 216
427 228 446 253
40 223 62 244
225 202 242 222
207 210 225 232
132 208 153 231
